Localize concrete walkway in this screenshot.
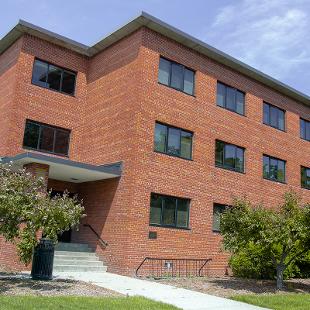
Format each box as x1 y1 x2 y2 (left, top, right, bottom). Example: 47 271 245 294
54 272 268 310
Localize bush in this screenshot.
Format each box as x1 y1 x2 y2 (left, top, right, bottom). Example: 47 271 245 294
229 242 310 280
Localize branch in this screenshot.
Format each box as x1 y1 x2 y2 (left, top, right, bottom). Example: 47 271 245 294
286 248 309 266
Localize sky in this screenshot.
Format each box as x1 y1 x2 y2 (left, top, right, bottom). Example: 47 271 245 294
1 0 310 96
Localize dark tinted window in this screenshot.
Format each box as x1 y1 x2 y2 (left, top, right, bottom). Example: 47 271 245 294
263 155 286 183
32 59 76 95
39 126 55 152
154 123 167 153
150 194 162 225
47 65 62 91
61 71 76 95
301 166 310 189
300 118 310 141
158 57 195 95
263 102 285 131
216 82 245 115
150 193 190 229
31 60 48 87
213 203 227 232
154 122 193 160
23 120 70 156
167 127 181 156
23 122 40 149
54 130 70 154
215 140 245 172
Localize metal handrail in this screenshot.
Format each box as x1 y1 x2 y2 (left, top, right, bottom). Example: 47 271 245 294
83 224 108 248
136 257 212 278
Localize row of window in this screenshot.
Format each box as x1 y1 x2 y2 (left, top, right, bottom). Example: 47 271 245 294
149 194 234 232
157 57 310 142
30 57 309 142
154 121 310 189
21 118 309 190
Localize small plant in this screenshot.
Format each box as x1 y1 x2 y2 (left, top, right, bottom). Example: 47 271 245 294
0 162 84 264
220 190 310 290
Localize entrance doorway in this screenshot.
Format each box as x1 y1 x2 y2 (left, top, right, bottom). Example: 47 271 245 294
50 190 76 243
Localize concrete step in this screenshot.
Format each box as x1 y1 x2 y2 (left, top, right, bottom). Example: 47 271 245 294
54 254 100 261
53 265 108 272
54 260 104 267
55 243 92 252
54 251 97 257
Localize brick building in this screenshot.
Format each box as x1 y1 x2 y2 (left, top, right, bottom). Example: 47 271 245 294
0 12 309 276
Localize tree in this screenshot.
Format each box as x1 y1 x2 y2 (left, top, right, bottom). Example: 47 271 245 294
220 190 310 290
0 162 84 264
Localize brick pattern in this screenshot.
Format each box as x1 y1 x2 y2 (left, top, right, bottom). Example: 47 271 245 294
0 27 309 276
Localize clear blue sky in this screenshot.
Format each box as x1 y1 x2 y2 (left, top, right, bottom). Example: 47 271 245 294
1 0 310 96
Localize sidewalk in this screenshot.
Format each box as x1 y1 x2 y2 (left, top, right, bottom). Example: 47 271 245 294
54 271 268 310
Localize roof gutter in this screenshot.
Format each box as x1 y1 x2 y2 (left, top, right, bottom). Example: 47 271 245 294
0 12 309 107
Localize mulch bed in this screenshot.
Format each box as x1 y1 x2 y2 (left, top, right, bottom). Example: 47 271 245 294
152 277 310 298
0 273 121 297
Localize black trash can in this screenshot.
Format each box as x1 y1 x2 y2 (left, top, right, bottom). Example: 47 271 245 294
31 238 55 280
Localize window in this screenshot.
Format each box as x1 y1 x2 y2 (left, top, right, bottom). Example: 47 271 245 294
158 57 195 95
300 118 310 141
263 155 286 183
32 59 76 95
213 203 228 232
301 166 310 189
216 82 245 115
263 102 285 131
150 193 190 229
23 120 70 156
154 122 193 160
215 140 245 172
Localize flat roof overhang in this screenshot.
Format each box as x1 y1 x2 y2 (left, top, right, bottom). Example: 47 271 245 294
1 12 309 107
0 152 122 183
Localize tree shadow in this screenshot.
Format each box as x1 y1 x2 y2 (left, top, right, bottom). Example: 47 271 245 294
0 276 76 295
208 277 310 294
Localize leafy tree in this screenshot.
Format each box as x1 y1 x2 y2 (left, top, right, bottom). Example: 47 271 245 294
220 191 310 290
0 163 84 264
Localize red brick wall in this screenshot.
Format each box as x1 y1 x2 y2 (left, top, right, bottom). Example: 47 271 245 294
0 38 22 156
0 27 309 276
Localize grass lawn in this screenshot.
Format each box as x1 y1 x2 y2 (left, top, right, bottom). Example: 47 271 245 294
0 296 179 310
232 293 310 310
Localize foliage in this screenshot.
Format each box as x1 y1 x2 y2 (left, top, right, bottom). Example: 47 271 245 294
0 163 84 264
229 242 304 280
220 190 310 290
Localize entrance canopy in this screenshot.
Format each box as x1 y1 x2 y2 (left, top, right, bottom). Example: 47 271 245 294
1 152 122 183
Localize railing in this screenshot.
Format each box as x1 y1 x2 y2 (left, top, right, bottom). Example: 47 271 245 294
83 224 108 248
136 257 212 278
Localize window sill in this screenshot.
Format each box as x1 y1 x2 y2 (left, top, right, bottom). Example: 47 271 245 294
263 177 287 185
301 186 310 191
215 164 245 174
216 104 245 117
301 137 310 143
154 150 193 161
31 82 76 98
263 122 286 133
23 147 69 158
158 82 196 98
150 224 191 231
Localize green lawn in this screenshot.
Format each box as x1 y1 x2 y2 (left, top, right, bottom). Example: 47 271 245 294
0 296 179 310
232 294 310 310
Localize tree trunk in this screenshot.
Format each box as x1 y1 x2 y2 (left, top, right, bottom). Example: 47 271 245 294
276 264 285 290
